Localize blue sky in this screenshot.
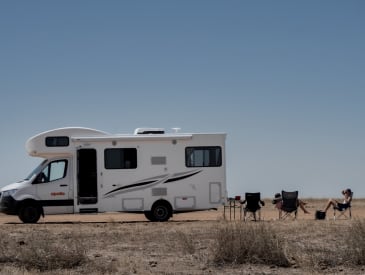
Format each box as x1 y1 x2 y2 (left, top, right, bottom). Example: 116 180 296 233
0 1 364 198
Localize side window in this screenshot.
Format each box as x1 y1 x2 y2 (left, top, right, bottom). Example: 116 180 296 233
185 147 222 167
37 160 68 183
45 136 69 147
105 148 137 169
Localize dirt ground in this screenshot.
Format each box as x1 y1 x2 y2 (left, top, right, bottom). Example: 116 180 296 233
0 198 364 274
1 198 364 224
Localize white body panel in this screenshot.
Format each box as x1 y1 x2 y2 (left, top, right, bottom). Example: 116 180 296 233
2 127 227 220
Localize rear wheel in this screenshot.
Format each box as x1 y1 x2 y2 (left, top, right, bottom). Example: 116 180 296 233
151 201 172 222
144 211 156 222
18 205 41 223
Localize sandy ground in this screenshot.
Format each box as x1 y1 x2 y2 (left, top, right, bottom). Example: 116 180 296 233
0 198 364 274
0 198 363 224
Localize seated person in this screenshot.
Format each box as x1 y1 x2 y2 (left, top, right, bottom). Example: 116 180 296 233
272 193 310 214
323 188 352 213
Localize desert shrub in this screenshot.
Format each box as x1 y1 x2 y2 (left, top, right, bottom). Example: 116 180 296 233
284 220 365 270
346 219 365 265
0 231 87 271
212 221 290 267
19 234 86 271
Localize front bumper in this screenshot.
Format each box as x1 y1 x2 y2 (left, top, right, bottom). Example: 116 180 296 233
0 195 18 215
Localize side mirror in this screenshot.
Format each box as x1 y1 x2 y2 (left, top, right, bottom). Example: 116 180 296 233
35 173 47 183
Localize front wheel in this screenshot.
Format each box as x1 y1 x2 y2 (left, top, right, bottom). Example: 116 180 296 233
18 205 41 223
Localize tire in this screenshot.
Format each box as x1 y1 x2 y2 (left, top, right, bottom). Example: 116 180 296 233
18 204 41 223
151 201 172 222
144 211 156 222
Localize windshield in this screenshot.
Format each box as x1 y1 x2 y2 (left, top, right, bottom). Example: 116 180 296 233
24 159 48 180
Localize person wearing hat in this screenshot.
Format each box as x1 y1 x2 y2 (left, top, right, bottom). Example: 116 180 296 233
272 192 310 214
272 193 283 209
322 188 353 213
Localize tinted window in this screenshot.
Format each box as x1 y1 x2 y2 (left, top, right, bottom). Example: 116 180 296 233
46 136 69 147
185 147 222 167
105 148 137 169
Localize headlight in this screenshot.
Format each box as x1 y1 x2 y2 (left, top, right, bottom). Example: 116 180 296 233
2 189 17 197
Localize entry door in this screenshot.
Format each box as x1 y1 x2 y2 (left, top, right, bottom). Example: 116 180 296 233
77 149 98 204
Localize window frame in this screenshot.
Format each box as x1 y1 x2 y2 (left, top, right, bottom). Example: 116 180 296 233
185 146 222 167
34 159 68 184
45 136 70 147
104 148 138 169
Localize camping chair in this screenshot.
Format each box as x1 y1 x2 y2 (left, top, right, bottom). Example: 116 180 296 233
241 192 264 221
333 192 353 220
279 190 298 220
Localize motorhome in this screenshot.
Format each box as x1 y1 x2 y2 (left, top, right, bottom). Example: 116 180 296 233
0 127 227 223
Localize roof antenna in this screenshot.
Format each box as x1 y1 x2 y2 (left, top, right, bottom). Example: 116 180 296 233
171 127 181 133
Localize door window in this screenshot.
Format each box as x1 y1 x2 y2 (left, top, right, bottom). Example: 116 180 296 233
37 160 68 183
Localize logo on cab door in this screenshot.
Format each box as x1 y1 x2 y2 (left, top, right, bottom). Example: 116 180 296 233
51 192 65 196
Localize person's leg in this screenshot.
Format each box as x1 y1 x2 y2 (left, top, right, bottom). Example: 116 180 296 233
324 199 337 212
298 200 310 214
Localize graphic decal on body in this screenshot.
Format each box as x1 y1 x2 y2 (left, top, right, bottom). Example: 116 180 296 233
164 170 201 183
103 169 202 198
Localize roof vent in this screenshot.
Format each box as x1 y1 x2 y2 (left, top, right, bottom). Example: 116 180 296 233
134 128 165 135
171 127 181 133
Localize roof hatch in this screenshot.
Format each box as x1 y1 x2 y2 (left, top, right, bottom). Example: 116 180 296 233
134 128 165 135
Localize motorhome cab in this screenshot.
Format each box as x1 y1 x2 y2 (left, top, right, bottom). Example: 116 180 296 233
0 127 227 223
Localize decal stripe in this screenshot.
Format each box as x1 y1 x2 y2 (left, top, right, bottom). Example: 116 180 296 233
103 170 202 197
104 180 157 196
164 170 202 183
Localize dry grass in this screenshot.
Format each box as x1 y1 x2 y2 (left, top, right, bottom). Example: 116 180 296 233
212 221 290 266
0 199 365 274
347 219 365 265
0 230 87 272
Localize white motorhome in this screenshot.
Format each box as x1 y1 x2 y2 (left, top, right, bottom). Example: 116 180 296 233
0 127 227 223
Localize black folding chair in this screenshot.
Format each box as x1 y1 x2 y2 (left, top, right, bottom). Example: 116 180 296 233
241 192 264 221
279 190 298 220
334 205 352 220
334 192 353 220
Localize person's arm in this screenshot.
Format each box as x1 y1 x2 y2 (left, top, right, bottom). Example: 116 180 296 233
344 195 352 204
